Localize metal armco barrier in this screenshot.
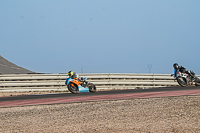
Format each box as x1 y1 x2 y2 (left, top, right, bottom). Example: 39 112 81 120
0 73 196 92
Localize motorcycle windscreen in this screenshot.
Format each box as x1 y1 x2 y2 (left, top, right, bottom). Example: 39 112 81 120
78 85 89 92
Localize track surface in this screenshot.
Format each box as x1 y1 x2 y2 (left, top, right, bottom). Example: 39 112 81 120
0 86 200 107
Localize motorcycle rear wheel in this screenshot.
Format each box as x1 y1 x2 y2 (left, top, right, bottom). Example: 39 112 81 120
88 83 96 93
68 83 79 94
194 77 200 86
177 77 187 87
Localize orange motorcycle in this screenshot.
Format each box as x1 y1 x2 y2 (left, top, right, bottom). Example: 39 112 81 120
65 77 96 93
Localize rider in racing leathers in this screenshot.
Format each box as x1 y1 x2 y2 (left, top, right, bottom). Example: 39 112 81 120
173 63 195 78
68 70 79 79
68 70 85 85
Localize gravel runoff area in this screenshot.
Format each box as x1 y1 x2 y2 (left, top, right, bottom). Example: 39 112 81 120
0 93 200 133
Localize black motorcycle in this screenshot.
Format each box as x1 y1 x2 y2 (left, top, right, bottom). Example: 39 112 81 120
172 70 200 87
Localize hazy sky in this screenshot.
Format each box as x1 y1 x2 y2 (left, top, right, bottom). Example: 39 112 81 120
1 0 200 74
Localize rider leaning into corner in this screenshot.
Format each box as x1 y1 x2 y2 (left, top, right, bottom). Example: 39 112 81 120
173 63 195 78
68 70 79 79
67 70 85 85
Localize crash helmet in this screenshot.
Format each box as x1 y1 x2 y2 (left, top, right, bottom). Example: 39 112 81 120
68 71 73 76
173 63 179 69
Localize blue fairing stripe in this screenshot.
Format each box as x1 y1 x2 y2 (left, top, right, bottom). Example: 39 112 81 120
78 85 89 92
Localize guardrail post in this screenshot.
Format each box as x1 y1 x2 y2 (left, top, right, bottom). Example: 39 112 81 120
153 74 155 88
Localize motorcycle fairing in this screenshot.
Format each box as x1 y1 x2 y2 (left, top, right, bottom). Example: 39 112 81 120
65 77 71 85
174 69 178 77
78 85 89 92
65 77 89 92
175 69 188 78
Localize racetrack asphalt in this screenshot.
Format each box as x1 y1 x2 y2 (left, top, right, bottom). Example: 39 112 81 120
0 86 200 107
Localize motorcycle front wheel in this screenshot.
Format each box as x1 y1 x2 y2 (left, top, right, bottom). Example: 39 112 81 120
88 83 96 93
177 77 187 87
68 83 79 94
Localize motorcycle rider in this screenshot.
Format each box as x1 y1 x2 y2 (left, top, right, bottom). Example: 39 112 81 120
68 70 79 79
68 70 86 85
173 63 195 78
